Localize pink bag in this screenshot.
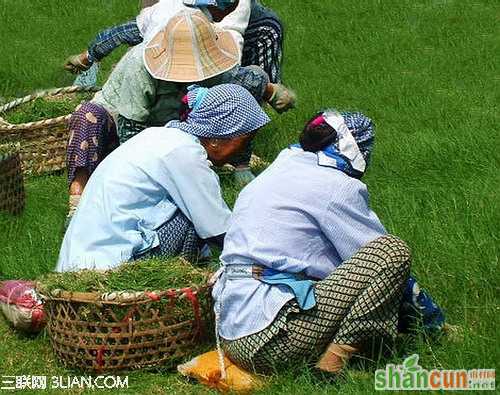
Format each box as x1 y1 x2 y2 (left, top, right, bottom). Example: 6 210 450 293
0 280 45 333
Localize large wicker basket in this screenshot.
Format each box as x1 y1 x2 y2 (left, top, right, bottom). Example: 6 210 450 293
0 144 25 215
0 86 99 176
40 285 213 372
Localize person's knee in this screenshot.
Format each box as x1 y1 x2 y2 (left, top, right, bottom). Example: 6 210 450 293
69 102 86 125
241 65 270 90
70 101 97 128
244 64 268 76
374 234 412 271
69 102 108 142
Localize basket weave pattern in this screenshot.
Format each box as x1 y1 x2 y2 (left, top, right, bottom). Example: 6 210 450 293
0 86 99 175
42 286 213 372
0 146 25 215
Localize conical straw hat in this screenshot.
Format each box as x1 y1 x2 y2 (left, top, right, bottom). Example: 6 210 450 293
144 10 239 82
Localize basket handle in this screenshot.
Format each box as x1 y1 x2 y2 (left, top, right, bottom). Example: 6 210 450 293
0 85 100 131
0 85 100 115
40 285 210 305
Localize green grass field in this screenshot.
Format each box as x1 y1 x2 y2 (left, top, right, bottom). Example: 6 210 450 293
1 0 499 393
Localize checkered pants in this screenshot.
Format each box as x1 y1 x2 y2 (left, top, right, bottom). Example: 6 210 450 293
222 235 411 374
135 210 201 263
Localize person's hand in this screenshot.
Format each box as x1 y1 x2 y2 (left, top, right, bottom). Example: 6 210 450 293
64 52 91 74
268 83 297 114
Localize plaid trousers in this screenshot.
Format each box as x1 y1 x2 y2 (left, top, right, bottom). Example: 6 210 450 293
135 210 201 263
222 235 411 374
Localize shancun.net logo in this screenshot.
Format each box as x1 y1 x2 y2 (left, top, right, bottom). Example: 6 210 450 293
374 354 496 391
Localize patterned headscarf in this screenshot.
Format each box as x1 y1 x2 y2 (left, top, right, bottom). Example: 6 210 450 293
167 84 270 139
331 111 375 166
298 110 375 178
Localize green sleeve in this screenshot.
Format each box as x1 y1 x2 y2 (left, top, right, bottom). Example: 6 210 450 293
97 45 156 123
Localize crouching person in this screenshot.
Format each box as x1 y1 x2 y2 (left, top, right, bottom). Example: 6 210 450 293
56 84 270 272
212 110 444 376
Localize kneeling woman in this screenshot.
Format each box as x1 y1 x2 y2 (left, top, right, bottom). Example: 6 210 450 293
213 110 442 375
56 84 270 272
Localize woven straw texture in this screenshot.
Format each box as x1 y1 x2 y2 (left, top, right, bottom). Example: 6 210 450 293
0 145 25 215
144 10 239 82
41 286 213 372
0 86 99 176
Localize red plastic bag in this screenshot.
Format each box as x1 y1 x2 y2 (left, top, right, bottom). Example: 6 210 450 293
0 280 45 333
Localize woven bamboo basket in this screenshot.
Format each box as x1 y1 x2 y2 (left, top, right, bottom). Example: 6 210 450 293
0 86 99 176
0 144 25 215
40 285 213 372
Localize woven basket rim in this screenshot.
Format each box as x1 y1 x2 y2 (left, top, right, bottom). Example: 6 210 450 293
38 283 211 305
0 85 100 131
0 114 71 132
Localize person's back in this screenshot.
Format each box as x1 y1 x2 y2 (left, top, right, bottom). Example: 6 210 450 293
57 127 228 271
222 146 381 276
215 145 386 340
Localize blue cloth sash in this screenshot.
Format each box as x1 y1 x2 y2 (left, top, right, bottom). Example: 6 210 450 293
258 267 316 310
225 264 316 310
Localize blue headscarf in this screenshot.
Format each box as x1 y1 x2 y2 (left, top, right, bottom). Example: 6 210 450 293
167 84 270 139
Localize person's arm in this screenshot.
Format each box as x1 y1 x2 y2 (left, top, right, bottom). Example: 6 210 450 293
214 0 251 35
64 20 143 73
88 19 143 63
207 65 269 102
213 0 251 54
206 65 296 113
158 144 232 240
319 180 387 263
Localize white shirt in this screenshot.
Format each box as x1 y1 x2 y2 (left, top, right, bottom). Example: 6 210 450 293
57 127 231 272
